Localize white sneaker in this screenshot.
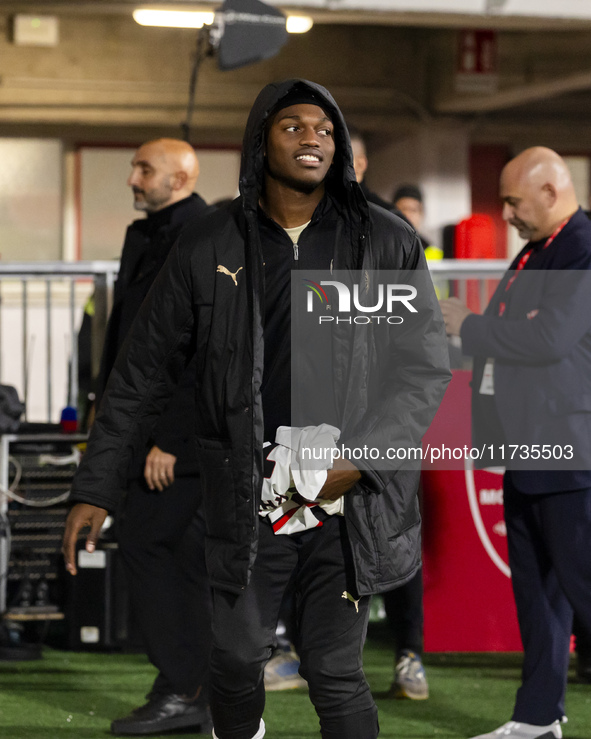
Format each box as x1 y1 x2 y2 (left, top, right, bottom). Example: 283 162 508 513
213 718 265 738
264 648 308 691
388 650 429 700
469 719 562 739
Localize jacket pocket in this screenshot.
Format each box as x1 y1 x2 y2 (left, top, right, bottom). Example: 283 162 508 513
196 438 237 541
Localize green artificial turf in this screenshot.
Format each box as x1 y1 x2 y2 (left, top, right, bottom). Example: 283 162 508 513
1 632 590 738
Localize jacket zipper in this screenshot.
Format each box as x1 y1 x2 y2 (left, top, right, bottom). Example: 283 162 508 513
293 242 299 261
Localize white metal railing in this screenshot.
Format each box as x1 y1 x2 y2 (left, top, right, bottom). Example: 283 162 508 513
0 261 119 424
429 258 509 314
429 259 509 277
0 259 510 424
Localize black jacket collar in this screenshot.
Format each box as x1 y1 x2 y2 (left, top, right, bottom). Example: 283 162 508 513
134 193 208 234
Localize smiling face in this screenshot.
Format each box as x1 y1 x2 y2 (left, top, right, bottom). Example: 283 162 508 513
264 103 335 194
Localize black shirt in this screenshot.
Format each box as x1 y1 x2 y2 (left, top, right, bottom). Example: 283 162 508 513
259 196 339 441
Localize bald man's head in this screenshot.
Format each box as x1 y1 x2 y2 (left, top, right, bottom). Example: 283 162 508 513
127 138 200 213
500 146 579 242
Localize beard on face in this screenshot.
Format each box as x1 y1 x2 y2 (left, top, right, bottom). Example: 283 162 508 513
132 177 174 213
132 188 149 211
510 217 535 240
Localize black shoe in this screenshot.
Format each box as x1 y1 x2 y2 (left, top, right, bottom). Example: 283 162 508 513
111 693 213 736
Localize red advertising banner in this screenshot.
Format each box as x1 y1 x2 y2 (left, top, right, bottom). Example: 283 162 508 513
421 370 522 652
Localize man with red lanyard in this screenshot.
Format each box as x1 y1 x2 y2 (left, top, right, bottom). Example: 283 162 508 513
441 147 591 739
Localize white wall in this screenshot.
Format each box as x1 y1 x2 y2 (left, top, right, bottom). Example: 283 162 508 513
564 155 590 210
0 139 62 262
79 147 241 261
367 123 473 247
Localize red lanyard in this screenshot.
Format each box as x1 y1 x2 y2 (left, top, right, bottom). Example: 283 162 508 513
498 216 570 317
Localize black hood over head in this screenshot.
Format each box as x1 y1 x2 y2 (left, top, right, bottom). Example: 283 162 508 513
239 78 368 233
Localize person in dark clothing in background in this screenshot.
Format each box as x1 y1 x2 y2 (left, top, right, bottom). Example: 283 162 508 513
392 185 427 242
392 184 444 262
442 147 591 739
349 128 430 701
63 80 450 739
98 138 213 737
573 199 591 684
349 126 406 216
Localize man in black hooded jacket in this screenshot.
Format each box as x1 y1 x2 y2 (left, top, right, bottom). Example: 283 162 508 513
98 138 213 736
63 80 450 739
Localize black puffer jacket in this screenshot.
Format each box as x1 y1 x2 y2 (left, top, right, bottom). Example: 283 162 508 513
96 194 209 478
71 79 450 596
